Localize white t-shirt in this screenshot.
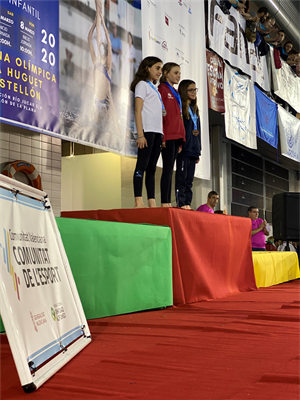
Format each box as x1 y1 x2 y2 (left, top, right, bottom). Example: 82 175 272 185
278 243 296 252
134 81 163 135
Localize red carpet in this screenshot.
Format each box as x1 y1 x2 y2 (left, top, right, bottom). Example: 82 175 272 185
1 280 299 400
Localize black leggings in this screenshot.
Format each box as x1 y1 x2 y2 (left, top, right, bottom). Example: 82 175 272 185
133 132 162 199
161 139 181 204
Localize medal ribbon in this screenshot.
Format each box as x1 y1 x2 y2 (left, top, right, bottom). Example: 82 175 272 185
189 106 198 130
146 80 166 113
165 83 182 113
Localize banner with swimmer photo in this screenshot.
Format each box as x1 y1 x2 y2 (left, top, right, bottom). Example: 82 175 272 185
0 0 143 156
0 0 60 133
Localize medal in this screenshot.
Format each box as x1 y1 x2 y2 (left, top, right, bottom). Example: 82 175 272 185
165 83 182 115
147 80 166 116
181 113 183 119
189 106 199 132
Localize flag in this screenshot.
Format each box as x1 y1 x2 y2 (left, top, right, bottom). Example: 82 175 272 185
278 106 300 162
255 86 278 148
224 64 257 149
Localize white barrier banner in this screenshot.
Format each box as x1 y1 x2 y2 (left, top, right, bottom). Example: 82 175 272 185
0 176 91 391
278 106 300 162
141 0 210 180
208 0 270 92
270 47 300 113
224 64 257 149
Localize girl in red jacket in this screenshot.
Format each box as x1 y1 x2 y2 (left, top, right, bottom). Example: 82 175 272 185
158 63 185 207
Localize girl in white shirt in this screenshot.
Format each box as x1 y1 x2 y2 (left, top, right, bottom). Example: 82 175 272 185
130 56 164 208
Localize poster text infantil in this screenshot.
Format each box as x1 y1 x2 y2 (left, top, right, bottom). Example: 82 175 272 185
0 0 59 133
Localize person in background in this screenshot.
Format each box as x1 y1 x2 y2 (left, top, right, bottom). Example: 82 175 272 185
278 241 296 252
159 62 185 207
266 29 285 46
257 16 277 36
243 6 269 43
176 80 201 210
196 191 219 214
218 0 246 15
280 41 293 61
292 242 299 259
109 22 122 92
266 236 277 251
274 239 281 249
130 56 164 208
248 206 269 251
287 52 300 67
127 32 136 83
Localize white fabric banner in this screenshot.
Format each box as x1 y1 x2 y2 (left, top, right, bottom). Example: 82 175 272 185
141 0 210 179
208 0 270 92
0 176 90 390
278 106 300 162
270 47 300 113
224 64 257 149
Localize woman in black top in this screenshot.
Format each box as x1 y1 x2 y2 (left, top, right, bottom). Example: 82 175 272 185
175 80 201 209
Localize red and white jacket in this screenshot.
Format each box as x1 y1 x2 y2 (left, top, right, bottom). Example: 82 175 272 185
158 83 185 143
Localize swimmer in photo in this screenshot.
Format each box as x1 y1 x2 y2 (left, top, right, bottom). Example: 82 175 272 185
88 0 120 137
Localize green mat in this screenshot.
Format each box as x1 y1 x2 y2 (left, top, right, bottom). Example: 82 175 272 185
56 217 173 319
0 217 172 333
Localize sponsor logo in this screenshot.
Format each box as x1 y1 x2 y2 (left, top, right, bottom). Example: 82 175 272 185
168 93 174 99
178 0 191 12
51 302 66 322
161 41 168 51
0 228 21 301
147 0 157 7
175 48 189 64
51 307 57 321
149 29 162 45
179 28 186 38
30 310 47 331
149 28 168 51
165 12 172 26
176 48 185 61
30 311 38 332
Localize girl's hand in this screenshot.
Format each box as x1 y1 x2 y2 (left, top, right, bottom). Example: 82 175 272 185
137 136 148 149
196 158 200 164
162 142 166 148
178 146 182 154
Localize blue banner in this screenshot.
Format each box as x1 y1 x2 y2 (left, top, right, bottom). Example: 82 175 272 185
255 85 278 148
0 0 59 133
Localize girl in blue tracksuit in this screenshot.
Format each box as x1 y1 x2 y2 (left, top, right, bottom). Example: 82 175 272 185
175 79 201 209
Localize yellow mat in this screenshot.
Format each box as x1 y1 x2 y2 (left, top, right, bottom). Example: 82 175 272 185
252 251 300 288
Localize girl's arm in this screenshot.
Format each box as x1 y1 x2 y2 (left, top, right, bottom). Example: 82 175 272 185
88 19 97 65
135 97 147 149
228 0 246 9
158 86 167 147
97 0 112 73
